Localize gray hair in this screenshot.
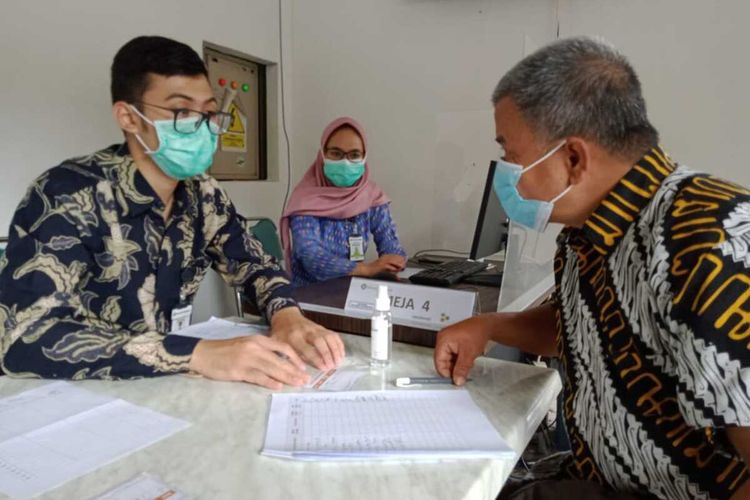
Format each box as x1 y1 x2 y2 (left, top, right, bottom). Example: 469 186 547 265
492 36 658 159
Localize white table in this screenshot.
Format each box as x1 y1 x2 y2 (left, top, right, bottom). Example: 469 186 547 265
0 333 560 500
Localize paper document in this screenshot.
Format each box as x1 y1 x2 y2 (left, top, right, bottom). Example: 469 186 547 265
172 316 268 340
0 380 113 443
0 382 189 499
176 318 364 391
262 390 513 461
91 472 185 500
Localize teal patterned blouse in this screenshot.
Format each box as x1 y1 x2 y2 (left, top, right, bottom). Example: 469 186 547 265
0 144 297 380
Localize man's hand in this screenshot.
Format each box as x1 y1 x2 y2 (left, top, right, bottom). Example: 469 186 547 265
434 315 494 386
354 254 407 277
270 307 345 371
188 335 310 390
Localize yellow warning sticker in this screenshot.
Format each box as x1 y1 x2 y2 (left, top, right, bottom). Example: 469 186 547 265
221 103 247 153
227 103 245 133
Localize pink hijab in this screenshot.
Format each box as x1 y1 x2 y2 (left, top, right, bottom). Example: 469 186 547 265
280 117 390 270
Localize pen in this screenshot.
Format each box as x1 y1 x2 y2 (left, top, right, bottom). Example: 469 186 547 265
395 376 471 387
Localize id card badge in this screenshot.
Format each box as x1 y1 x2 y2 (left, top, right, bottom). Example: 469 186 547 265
349 235 365 261
171 304 193 333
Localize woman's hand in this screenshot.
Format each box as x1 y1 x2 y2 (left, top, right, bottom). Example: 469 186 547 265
353 254 406 277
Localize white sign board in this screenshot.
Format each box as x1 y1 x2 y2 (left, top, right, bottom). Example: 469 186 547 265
345 278 477 331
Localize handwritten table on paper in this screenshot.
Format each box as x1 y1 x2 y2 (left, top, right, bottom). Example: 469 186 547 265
262 390 514 460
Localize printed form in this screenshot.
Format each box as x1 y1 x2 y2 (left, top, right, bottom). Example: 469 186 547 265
262 389 514 461
0 382 189 499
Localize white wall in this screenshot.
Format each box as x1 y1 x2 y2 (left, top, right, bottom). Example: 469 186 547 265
558 0 750 185
290 0 750 256
0 0 295 321
290 0 559 255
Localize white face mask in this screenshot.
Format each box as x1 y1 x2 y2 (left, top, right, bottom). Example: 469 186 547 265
492 141 571 232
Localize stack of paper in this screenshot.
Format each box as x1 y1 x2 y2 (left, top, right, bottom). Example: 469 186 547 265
0 382 189 499
171 316 269 340
262 389 514 461
173 317 364 392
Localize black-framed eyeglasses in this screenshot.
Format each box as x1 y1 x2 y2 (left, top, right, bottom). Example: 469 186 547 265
324 148 366 161
133 101 232 135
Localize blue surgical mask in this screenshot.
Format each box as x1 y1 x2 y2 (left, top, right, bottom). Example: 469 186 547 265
130 105 217 180
322 157 366 187
492 141 570 232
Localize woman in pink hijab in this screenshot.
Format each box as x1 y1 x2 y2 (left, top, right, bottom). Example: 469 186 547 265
280 117 407 286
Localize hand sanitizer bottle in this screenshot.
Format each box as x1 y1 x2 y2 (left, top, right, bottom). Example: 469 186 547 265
370 285 393 367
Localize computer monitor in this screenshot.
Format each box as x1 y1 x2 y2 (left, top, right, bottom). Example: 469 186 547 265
469 161 509 261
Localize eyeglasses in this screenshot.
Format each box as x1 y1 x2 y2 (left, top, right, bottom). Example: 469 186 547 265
324 148 365 161
133 101 232 135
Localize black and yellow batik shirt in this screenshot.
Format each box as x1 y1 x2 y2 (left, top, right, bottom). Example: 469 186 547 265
554 147 750 499
0 144 297 379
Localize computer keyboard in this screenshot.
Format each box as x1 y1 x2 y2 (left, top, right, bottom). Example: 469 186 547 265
408 260 489 287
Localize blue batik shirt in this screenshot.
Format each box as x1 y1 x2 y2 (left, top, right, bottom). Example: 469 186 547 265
290 204 406 286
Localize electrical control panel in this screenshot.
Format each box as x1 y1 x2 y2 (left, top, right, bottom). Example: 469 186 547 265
204 45 267 180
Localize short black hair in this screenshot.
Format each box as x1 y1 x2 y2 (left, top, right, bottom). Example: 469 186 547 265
110 36 208 104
